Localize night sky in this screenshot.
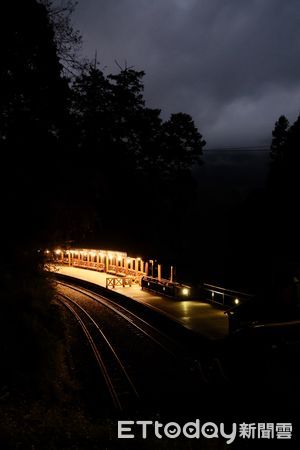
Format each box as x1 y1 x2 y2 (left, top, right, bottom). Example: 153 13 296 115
73 0 300 149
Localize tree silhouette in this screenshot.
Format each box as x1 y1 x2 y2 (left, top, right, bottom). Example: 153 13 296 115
40 0 83 74
160 112 205 174
270 115 289 163
70 63 206 256
269 113 300 192
267 113 300 292
72 65 205 175
286 114 300 165
1 0 206 261
1 0 70 248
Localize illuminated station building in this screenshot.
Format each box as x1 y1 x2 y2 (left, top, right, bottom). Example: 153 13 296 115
53 249 146 277
49 248 191 298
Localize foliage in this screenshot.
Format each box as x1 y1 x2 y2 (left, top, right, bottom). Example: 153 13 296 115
71 64 205 177
267 112 300 273
69 63 206 256
39 0 83 74
269 113 300 190
270 115 289 163
1 0 206 253
0 0 71 249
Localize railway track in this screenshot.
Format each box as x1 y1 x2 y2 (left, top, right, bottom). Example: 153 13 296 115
57 281 192 358
57 293 140 411
56 280 227 411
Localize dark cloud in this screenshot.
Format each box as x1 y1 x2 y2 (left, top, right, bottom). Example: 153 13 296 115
73 0 300 147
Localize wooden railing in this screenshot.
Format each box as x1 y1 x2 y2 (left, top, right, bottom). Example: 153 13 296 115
72 260 105 271
106 277 133 289
61 258 145 278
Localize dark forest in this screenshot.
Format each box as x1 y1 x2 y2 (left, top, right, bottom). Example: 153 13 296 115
1 1 300 448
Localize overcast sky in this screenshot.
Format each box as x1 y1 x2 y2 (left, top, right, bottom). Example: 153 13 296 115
72 0 300 149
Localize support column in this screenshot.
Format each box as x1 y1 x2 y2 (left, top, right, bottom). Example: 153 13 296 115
170 266 174 283
149 260 154 278
157 264 161 281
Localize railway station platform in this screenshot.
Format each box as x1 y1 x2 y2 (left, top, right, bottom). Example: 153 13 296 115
51 265 228 340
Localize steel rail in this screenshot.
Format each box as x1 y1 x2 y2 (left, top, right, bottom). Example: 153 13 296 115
56 281 211 383
57 293 140 410
57 281 184 357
